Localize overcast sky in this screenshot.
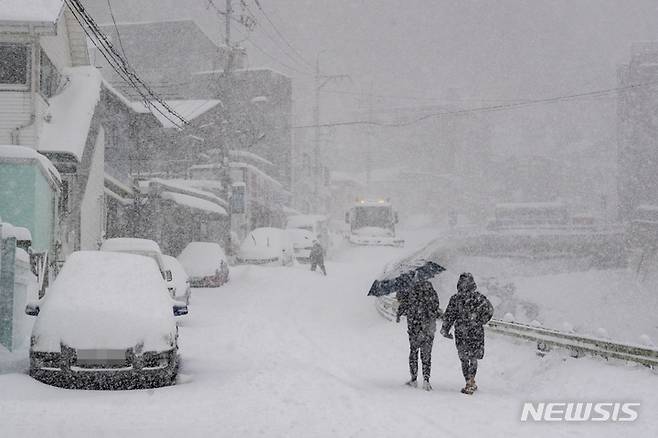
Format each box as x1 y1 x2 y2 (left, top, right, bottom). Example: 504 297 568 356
87 1 658 103
85 0 658 165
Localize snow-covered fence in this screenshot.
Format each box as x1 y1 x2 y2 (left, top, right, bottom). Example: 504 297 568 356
486 319 658 368
374 295 658 368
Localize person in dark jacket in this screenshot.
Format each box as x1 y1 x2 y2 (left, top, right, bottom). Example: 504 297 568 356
396 274 441 390
309 239 326 275
441 272 494 395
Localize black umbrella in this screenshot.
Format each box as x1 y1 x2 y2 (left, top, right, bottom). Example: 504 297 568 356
367 260 446 297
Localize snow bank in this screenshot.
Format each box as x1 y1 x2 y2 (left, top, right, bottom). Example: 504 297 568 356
32 252 176 351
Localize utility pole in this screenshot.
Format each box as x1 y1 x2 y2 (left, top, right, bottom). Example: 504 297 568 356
222 0 234 253
225 0 231 46
366 81 373 189
313 52 350 212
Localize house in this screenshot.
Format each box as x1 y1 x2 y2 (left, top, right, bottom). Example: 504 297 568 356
136 178 229 256
0 1 153 262
95 20 243 100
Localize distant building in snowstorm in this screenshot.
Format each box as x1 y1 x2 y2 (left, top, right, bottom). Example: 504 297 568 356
92 20 293 189
617 42 658 220
96 20 245 99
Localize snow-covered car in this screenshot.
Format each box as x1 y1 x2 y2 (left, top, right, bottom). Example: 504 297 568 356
286 214 330 250
26 251 187 389
237 227 294 266
163 255 192 304
286 228 315 263
100 237 175 297
177 242 229 288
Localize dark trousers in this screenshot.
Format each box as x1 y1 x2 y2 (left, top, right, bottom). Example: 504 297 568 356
311 261 326 275
408 326 435 381
461 358 478 380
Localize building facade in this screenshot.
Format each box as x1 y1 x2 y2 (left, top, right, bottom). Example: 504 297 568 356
617 42 658 220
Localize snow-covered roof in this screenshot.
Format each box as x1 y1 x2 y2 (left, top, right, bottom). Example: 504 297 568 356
637 204 658 212
1 223 32 241
0 0 64 24
161 191 227 216
0 144 61 185
130 99 222 129
230 150 274 167
39 66 103 162
230 162 283 188
495 202 567 210
144 178 227 207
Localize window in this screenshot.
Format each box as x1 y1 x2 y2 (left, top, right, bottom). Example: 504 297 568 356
0 43 30 87
39 49 60 98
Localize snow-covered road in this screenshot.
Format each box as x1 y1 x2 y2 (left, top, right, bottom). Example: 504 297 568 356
1 231 656 437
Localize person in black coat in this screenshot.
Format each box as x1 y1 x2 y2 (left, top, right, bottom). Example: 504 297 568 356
309 239 326 275
440 272 494 395
396 274 441 391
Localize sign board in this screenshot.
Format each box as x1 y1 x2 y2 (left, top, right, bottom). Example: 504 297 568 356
231 184 246 214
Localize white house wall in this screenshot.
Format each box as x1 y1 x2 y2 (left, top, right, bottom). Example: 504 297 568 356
0 91 36 145
80 127 105 250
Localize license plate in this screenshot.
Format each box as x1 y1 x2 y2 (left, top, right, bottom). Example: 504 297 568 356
77 349 127 361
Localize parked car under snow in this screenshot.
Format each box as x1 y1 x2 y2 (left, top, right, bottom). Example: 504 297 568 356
100 237 176 297
237 227 294 266
26 251 187 390
177 242 229 288
163 255 192 304
286 228 315 263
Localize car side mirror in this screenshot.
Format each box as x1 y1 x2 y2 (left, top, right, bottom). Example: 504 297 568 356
25 302 40 316
173 303 188 317
165 270 173 282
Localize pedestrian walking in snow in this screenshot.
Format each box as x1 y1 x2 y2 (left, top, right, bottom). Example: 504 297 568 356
309 239 326 275
396 274 441 391
440 272 494 395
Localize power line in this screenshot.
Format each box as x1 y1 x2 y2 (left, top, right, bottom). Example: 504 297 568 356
242 2 313 74
65 0 189 128
105 0 127 60
205 0 311 76
229 22 314 77
292 79 658 129
68 0 185 129
249 0 314 71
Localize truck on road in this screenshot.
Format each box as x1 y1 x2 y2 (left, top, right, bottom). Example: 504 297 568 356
345 200 404 247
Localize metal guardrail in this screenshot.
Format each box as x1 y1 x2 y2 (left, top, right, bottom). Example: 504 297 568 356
375 295 658 368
